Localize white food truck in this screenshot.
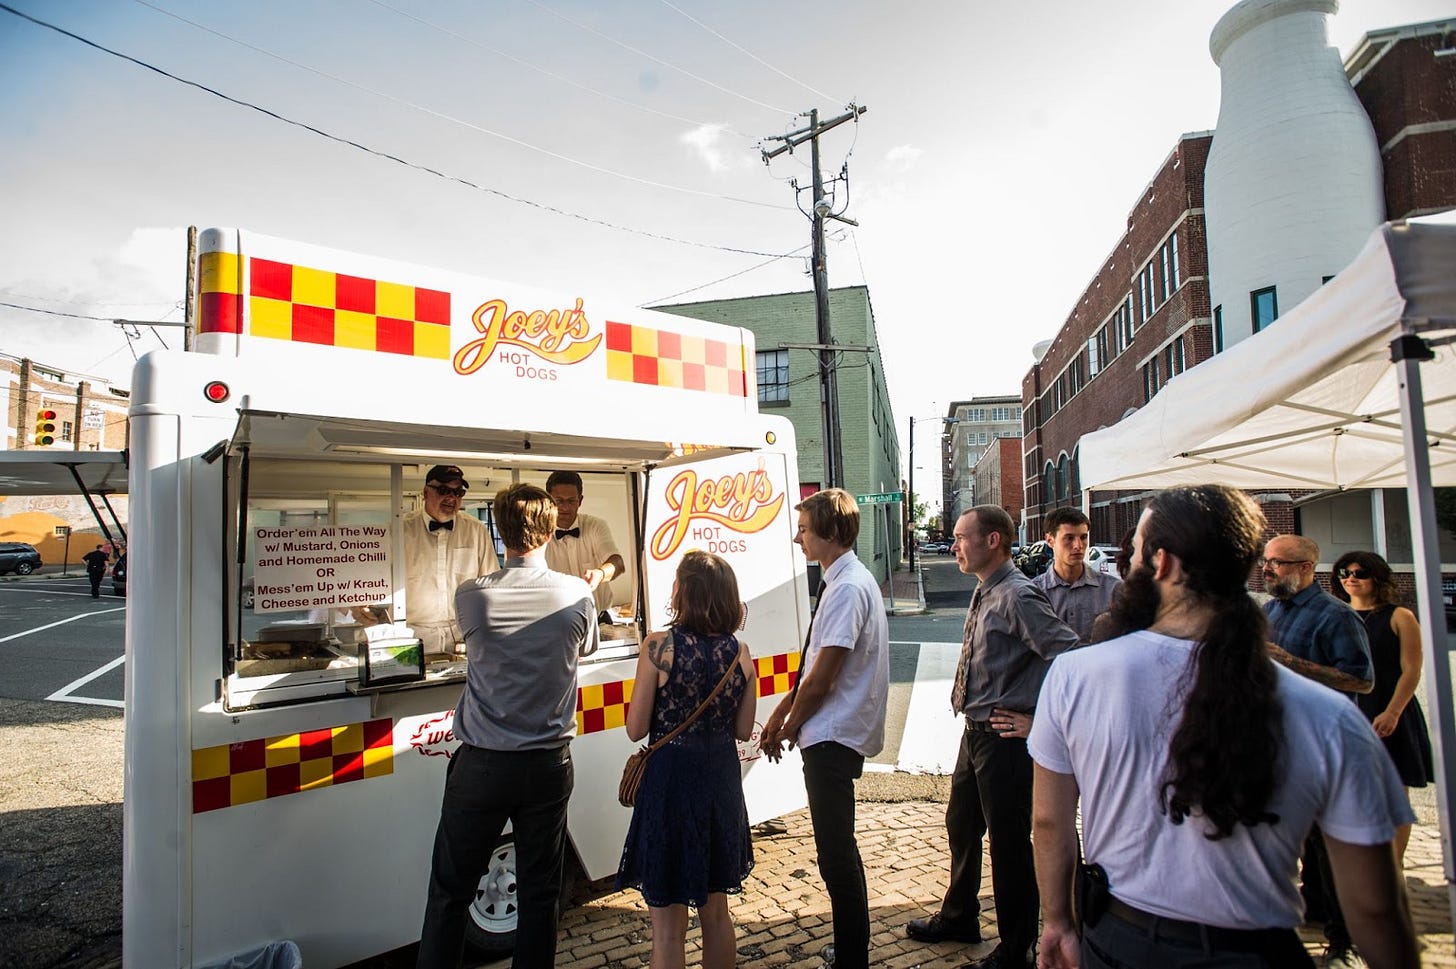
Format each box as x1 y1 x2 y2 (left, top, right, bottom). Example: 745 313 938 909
124 228 812 967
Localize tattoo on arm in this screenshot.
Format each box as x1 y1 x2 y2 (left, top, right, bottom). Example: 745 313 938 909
647 635 673 673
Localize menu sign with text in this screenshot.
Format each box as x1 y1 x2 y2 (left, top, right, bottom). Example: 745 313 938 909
251 525 391 613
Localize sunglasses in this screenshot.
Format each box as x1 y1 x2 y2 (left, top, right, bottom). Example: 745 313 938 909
429 484 467 498
1257 557 1310 570
1337 567 1372 580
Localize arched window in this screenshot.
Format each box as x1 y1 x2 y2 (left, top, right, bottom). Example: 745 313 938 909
1056 454 1070 502
1044 462 1056 505
1070 448 1081 498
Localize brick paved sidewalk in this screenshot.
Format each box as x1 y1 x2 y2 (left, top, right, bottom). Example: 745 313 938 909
533 801 1454 969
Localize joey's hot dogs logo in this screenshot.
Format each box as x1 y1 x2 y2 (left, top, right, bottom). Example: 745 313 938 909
650 465 786 560
452 296 601 382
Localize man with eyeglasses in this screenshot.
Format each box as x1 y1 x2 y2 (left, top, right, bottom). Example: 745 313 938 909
543 470 625 616
1261 533 1374 968
395 464 499 660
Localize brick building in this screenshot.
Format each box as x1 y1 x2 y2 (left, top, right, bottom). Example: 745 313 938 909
1021 14 1456 567
1 354 131 565
657 286 903 584
1022 133 1213 543
971 437 1024 533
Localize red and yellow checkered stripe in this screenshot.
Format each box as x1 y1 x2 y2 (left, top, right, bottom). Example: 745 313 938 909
192 717 393 814
603 321 750 397
198 252 451 358
575 651 800 736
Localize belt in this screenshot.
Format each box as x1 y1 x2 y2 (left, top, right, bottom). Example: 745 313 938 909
1104 897 1295 954
965 718 998 734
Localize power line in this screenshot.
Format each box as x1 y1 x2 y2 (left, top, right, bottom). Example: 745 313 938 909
0 291 176 308
0 2 798 259
656 0 842 105
366 0 761 141
130 0 788 211
641 242 811 307
0 300 119 322
524 0 793 116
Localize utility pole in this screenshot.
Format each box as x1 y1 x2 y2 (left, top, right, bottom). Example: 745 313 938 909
762 104 866 490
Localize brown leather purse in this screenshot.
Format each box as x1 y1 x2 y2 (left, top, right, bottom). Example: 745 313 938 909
618 656 740 808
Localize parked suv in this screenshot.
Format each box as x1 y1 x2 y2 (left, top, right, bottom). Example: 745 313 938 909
0 542 42 576
112 552 128 596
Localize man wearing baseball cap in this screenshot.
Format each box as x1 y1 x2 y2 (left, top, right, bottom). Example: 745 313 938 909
399 464 499 660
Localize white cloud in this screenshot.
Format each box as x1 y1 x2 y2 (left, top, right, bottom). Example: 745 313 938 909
885 145 924 173
681 124 736 174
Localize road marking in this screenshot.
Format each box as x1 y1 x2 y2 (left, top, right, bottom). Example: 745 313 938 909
0 607 127 643
0 586 124 599
895 641 963 775
47 654 126 708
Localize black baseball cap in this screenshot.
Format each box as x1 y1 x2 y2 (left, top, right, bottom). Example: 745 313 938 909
425 465 469 489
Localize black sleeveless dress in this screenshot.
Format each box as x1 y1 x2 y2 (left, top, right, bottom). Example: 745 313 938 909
1355 604 1434 788
615 627 754 907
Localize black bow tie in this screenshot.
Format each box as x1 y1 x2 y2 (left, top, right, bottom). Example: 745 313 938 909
428 518 454 532
555 527 580 540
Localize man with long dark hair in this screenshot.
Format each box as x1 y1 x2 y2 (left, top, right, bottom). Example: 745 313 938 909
1029 486 1416 969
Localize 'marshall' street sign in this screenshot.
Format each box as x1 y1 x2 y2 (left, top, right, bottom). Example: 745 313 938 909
855 491 903 505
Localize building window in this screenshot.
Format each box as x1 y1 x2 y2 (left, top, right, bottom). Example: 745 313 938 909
991 406 1016 422
966 408 985 421
1169 233 1180 292
1144 356 1161 403
1251 286 1278 332
1069 358 1085 396
62 420 74 442
1088 333 1102 379
1139 268 1151 321
1057 454 1070 501
1045 461 1056 496
1214 305 1223 353
756 349 789 403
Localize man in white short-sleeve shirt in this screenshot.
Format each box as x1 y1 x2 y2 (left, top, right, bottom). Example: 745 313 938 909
1028 486 1416 969
759 488 889 969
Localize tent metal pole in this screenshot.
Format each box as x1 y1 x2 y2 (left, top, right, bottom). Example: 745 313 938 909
1392 335 1456 933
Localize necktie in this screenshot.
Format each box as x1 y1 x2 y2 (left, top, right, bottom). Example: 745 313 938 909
555 527 581 540
428 518 453 532
950 587 983 714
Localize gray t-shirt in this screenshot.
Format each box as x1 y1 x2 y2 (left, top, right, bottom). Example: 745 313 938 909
452 553 600 751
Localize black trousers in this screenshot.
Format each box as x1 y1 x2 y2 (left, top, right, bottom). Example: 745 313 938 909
940 723 1038 960
1083 910 1315 968
802 741 870 969
417 743 573 969
88 571 103 596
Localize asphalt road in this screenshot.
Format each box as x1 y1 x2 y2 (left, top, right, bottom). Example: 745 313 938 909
0 567 968 969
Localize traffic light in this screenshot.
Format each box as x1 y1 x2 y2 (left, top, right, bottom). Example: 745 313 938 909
33 409 58 446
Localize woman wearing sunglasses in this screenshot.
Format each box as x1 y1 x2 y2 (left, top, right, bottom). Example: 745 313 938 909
1331 550 1435 864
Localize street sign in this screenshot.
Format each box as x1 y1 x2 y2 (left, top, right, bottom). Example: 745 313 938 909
54 525 71 537
855 491 903 505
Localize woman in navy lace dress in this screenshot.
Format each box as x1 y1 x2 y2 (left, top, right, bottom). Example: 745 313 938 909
617 551 758 969
1332 549 1435 865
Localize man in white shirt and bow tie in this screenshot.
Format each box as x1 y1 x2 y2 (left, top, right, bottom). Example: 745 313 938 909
543 470 625 617
397 464 499 660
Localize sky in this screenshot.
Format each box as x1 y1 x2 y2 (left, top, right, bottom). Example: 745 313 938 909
1 0 1451 506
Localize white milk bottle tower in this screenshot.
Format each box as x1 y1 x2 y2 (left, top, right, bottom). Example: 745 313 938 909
1204 0 1385 351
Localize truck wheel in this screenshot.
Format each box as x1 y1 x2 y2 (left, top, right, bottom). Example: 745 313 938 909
465 835 518 956
463 834 580 957
15 562 34 575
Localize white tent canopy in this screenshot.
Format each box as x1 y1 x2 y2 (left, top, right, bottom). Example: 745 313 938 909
1080 220 1456 493
1078 217 1456 927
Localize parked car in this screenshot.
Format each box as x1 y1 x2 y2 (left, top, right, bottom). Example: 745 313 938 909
1443 577 1456 621
0 542 42 576
1085 544 1122 577
919 540 951 554
112 552 127 596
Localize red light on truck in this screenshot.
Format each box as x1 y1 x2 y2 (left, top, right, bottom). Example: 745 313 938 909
203 381 231 404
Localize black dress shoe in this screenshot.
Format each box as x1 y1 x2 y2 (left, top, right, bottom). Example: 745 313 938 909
959 946 1032 969
905 912 982 943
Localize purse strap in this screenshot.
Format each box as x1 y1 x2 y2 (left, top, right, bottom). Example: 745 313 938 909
644 639 741 754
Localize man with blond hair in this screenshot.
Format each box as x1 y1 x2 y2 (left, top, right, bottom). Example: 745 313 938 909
760 487 889 969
